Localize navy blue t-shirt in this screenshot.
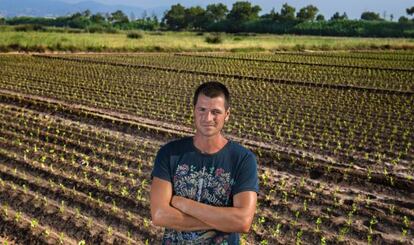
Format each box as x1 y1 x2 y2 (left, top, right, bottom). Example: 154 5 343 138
151 136 259 245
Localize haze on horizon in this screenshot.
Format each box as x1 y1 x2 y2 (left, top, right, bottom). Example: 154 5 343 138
59 0 412 20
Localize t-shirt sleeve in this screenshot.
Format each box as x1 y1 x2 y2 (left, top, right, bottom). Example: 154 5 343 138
232 152 259 195
151 145 172 182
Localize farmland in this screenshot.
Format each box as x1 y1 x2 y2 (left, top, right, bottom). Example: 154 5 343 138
1 30 414 52
0 51 413 244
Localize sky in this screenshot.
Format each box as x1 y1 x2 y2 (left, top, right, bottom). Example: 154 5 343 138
58 0 412 20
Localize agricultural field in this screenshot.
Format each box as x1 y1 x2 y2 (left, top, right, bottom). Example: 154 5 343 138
0 51 413 244
1 30 414 52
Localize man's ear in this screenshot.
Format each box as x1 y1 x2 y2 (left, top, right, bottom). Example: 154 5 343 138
225 108 230 121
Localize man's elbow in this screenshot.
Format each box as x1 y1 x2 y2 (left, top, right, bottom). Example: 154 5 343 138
239 222 252 233
151 208 167 227
235 217 253 233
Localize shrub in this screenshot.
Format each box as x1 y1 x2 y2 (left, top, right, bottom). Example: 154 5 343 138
127 31 144 39
14 24 45 32
205 33 223 44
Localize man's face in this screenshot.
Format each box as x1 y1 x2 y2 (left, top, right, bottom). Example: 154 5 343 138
194 93 230 138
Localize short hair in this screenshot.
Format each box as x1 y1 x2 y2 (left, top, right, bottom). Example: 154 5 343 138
193 81 230 110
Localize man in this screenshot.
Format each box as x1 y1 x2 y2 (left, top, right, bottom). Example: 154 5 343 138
150 81 259 244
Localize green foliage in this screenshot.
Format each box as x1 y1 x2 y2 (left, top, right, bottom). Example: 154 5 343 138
316 14 325 21
297 5 319 21
14 24 46 32
293 20 414 37
1 2 413 37
280 3 296 21
125 17 159 31
205 33 223 44
398 16 410 23
406 6 414 16
227 1 261 22
330 12 348 21
109 10 129 26
185 6 207 29
163 4 187 30
361 12 383 21
205 3 228 23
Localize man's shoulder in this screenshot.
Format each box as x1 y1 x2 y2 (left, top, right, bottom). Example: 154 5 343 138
157 136 192 154
228 140 256 159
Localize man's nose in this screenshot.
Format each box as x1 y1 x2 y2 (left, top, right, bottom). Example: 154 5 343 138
205 111 214 121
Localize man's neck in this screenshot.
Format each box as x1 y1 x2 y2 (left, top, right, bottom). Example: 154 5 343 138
193 133 228 154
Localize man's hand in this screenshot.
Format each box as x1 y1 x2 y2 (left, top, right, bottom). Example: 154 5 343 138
171 196 190 212
170 192 257 233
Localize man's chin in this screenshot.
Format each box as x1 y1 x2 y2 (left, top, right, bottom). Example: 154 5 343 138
197 130 220 137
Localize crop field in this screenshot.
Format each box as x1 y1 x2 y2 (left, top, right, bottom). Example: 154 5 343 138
0 51 413 244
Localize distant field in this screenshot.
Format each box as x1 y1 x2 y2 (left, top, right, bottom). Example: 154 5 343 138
0 30 414 52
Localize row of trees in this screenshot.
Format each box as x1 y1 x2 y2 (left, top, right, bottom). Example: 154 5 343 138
3 10 159 32
1 2 413 37
163 2 414 30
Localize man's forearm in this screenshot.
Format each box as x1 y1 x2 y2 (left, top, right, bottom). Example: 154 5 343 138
152 205 213 231
171 196 253 233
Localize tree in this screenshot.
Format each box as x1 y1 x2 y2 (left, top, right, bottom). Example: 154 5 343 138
68 11 91 28
316 14 325 21
330 12 348 21
82 10 91 18
185 6 207 29
279 3 296 21
109 10 129 25
205 3 228 23
407 6 414 16
90 13 106 24
296 5 319 21
361 11 382 21
398 16 409 23
162 4 187 30
227 1 261 22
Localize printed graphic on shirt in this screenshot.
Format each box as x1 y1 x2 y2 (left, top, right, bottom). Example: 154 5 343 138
163 163 234 244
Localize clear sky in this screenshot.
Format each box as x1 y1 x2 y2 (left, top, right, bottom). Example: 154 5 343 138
59 0 412 20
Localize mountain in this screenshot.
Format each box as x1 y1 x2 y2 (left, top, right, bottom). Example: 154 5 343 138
0 0 167 18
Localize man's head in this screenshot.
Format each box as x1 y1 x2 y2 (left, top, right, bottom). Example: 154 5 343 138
193 81 230 110
193 81 230 137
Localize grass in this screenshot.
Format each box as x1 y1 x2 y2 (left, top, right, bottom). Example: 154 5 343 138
0 29 413 52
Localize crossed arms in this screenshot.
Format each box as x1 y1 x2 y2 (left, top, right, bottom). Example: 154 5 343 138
150 177 257 233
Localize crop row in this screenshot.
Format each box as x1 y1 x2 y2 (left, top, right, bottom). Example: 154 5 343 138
1 55 412 172
1 92 413 243
182 52 414 70
50 53 414 91
1 89 413 244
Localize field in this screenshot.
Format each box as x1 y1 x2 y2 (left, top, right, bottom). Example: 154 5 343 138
0 51 413 244
1 30 414 52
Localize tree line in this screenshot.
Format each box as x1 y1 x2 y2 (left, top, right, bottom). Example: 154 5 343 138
1 2 413 37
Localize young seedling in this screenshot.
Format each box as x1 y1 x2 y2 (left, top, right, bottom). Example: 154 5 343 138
30 219 39 229
315 217 322 232
296 229 303 245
